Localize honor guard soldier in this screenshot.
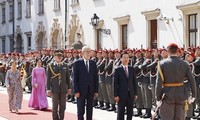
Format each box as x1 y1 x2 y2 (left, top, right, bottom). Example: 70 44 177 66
140 49 152 118
97 50 110 110
156 43 196 120
46 49 71 120
104 50 116 111
185 52 195 120
133 50 144 117
95 50 104 109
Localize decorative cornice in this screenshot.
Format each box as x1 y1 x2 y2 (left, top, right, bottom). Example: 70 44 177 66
177 1 200 11
141 8 160 20
0 35 6 39
24 31 32 35
113 15 130 25
7 34 13 38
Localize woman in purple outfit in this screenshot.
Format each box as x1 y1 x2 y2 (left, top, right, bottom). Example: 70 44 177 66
28 58 48 110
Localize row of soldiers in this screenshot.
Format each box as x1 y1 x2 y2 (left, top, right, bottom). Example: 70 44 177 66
0 47 200 119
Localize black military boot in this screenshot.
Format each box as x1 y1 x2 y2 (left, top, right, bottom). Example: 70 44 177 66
93 100 98 107
67 95 75 102
142 108 152 118
107 104 116 111
134 108 142 117
95 101 104 109
101 103 110 110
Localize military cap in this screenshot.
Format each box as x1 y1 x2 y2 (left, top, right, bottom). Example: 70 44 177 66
114 49 120 53
68 49 72 53
126 48 132 52
97 50 102 53
187 52 195 58
54 49 63 56
107 49 114 53
145 49 152 52
135 50 141 54
102 49 108 53
8 52 11 56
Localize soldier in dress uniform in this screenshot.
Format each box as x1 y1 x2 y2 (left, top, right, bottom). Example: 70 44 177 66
133 50 144 117
185 52 195 120
97 50 110 110
156 43 196 120
66 50 75 103
140 49 152 118
46 49 55 64
95 50 104 109
70 50 80 104
104 50 116 111
147 49 160 106
46 49 71 120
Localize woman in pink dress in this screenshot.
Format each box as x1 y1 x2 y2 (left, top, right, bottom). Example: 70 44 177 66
28 58 48 110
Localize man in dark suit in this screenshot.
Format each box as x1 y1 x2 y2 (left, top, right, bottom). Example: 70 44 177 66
156 43 196 120
73 46 99 120
114 52 138 120
46 50 71 120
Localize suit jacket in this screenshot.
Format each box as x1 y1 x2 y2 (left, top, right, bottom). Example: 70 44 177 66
73 58 99 97
114 65 138 100
156 56 196 102
46 62 71 93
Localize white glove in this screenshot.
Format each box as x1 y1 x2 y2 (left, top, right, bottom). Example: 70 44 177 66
156 100 162 107
188 97 195 104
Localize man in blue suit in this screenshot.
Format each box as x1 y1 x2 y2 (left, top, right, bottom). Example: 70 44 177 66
114 52 138 120
73 46 99 120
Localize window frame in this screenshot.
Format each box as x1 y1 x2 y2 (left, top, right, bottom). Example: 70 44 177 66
54 0 60 10
38 0 44 15
2 38 6 53
121 24 128 50
188 14 197 47
96 29 102 50
17 0 22 19
26 0 31 18
1 5 6 24
9 37 14 52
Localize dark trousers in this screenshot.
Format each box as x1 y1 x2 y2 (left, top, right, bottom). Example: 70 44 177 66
77 87 94 120
52 92 67 120
117 92 133 120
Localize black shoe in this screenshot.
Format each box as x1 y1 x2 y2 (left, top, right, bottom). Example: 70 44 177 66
93 101 98 107
142 113 151 118
193 114 200 119
67 96 75 102
142 108 152 118
95 102 104 109
100 103 110 110
72 99 77 104
107 106 116 111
